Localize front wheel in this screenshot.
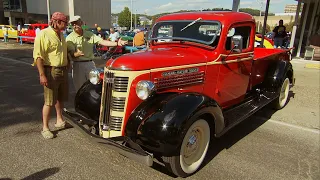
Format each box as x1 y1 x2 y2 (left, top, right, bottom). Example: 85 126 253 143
272 77 290 109
163 119 210 177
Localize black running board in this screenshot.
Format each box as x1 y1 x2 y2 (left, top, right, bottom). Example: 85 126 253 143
216 91 278 137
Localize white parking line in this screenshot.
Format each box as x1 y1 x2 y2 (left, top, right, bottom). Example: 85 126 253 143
0 56 31 65
266 118 320 134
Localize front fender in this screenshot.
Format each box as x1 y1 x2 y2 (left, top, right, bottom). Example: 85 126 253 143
75 80 102 121
125 93 224 156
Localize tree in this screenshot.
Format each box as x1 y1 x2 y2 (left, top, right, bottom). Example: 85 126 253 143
256 22 271 33
134 16 141 28
151 16 157 27
284 21 295 33
118 7 132 29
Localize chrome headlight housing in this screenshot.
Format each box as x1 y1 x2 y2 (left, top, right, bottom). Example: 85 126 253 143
89 68 104 85
136 81 155 100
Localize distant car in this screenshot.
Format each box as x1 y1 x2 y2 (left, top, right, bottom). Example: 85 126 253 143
266 32 274 39
0 25 18 39
119 31 135 42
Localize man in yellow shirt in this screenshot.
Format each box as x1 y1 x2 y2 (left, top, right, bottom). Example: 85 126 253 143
33 12 69 139
133 29 145 47
66 16 127 91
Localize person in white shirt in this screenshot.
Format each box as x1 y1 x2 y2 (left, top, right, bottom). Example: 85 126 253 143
17 23 21 32
2 26 8 42
108 28 119 42
35 27 41 37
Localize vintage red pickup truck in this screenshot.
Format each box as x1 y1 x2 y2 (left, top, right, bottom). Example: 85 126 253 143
63 11 295 177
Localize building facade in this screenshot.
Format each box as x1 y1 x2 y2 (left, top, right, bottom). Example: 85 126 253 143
1 0 111 28
285 4 303 13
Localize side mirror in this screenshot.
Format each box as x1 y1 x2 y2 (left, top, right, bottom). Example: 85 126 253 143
231 35 243 53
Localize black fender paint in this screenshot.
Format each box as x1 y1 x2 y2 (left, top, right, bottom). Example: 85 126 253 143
75 80 102 121
264 60 294 89
125 93 224 156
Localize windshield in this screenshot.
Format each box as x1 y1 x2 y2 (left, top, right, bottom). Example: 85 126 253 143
150 20 221 46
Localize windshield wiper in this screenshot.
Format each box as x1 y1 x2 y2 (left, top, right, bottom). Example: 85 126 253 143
180 17 202 32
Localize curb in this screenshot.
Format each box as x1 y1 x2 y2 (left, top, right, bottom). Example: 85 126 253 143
305 64 320 69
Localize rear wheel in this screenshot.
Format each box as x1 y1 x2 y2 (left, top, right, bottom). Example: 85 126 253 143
272 77 290 109
163 119 210 177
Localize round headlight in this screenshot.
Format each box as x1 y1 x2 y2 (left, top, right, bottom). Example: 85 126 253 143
89 68 103 85
136 81 155 100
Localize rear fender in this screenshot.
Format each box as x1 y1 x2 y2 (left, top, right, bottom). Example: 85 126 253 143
125 93 224 156
264 60 294 89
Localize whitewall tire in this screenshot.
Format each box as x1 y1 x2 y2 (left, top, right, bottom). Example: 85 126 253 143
163 119 210 177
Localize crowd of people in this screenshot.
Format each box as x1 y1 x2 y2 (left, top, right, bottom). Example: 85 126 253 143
32 12 128 139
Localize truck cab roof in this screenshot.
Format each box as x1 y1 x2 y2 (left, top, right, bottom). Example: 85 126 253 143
156 11 255 26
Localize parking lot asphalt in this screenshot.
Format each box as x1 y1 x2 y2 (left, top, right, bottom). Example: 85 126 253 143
0 42 319 179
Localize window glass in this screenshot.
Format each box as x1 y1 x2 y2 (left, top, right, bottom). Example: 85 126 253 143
225 26 251 51
152 21 221 46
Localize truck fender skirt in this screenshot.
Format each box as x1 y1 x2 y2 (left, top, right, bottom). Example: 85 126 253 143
62 108 153 167
264 60 294 89
125 93 224 156
75 80 102 121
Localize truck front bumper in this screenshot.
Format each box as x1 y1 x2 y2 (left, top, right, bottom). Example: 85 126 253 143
62 108 153 167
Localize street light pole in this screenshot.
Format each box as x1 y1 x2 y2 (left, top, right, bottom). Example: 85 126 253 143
257 0 263 33
135 10 137 29
130 0 133 31
47 0 51 24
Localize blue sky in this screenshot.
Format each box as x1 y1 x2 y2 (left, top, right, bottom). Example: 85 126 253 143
111 0 298 15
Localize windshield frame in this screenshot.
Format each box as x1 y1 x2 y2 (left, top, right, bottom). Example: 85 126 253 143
149 20 222 46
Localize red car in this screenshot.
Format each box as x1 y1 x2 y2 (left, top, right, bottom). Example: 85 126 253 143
63 12 294 177
19 23 48 43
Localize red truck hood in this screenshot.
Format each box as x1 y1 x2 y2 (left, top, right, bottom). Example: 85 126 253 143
110 47 208 71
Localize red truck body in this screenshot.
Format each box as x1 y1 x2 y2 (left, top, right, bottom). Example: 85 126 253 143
63 11 294 177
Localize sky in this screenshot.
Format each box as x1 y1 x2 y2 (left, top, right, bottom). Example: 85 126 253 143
111 0 298 15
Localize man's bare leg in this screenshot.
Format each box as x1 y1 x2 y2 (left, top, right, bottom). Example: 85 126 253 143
42 104 51 130
55 100 65 125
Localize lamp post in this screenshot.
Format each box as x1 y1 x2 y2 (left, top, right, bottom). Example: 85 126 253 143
47 0 51 23
257 0 263 33
135 10 137 29
130 0 133 31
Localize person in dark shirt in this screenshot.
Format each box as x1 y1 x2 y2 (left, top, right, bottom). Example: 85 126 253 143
272 19 287 48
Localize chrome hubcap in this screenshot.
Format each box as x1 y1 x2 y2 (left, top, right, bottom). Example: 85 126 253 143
183 129 201 165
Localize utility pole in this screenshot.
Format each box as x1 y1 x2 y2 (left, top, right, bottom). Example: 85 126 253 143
130 0 133 31
47 0 51 23
260 0 270 47
257 0 263 33
135 10 137 29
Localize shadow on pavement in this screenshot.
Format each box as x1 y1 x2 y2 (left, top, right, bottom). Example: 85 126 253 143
0 49 76 130
21 167 60 180
0 167 60 180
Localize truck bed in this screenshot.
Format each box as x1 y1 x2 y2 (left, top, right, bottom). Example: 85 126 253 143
254 47 290 61
251 47 291 88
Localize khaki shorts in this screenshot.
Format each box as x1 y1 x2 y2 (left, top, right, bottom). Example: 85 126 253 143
44 66 69 106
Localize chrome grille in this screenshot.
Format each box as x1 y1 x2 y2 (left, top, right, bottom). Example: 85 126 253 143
113 77 129 92
109 116 123 131
102 71 114 128
111 97 126 112
155 71 205 90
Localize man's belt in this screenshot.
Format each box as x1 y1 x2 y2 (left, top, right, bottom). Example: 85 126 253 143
44 65 68 70
73 60 93 62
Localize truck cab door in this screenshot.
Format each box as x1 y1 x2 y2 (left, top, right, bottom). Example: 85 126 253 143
215 25 254 108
